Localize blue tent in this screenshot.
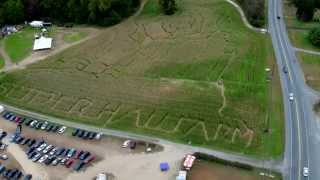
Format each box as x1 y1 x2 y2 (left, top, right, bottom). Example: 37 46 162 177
160 162 169 171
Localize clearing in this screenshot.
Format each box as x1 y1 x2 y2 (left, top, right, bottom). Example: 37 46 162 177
298 52 320 91
63 31 88 44
0 0 283 157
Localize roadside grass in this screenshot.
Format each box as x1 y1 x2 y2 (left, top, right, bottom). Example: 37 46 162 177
288 30 320 52
0 0 283 157
0 54 4 69
4 27 37 63
63 32 88 43
298 52 320 91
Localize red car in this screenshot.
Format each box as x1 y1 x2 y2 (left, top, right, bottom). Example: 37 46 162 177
65 158 75 168
14 116 21 123
83 155 95 164
75 150 83 159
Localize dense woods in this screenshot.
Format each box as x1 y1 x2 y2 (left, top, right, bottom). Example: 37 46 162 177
237 0 265 27
291 0 320 21
0 0 140 26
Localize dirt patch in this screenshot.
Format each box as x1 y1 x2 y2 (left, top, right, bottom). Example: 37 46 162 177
188 161 258 180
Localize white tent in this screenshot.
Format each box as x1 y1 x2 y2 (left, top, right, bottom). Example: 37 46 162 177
29 21 44 28
33 36 53 51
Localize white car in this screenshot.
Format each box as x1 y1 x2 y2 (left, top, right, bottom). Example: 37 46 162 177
303 167 309 177
37 143 47 152
122 140 131 148
39 154 49 163
289 93 294 101
49 147 59 156
30 120 38 127
41 121 48 130
58 126 67 134
43 144 53 154
95 133 103 140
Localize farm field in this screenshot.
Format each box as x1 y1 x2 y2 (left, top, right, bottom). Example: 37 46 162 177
0 0 283 156
298 52 320 91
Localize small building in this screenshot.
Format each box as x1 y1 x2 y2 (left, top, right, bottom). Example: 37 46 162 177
30 21 44 28
33 36 53 51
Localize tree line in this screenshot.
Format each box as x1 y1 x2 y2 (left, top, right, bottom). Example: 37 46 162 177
291 0 320 21
0 0 140 26
237 0 265 27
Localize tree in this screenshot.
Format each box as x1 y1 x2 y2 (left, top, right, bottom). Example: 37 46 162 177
293 0 316 21
159 0 177 15
309 27 320 47
3 0 25 24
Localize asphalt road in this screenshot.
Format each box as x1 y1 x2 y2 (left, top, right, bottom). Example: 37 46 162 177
268 0 320 179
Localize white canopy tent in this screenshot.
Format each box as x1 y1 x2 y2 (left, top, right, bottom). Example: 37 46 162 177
33 36 53 51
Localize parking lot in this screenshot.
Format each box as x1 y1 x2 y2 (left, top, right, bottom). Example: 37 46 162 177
0 111 188 180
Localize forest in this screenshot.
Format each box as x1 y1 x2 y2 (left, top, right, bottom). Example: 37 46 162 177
0 0 140 26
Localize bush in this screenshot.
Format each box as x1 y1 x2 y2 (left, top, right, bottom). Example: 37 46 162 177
159 0 177 15
309 27 320 47
237 0 266 27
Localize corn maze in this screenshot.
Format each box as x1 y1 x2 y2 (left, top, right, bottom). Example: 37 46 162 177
0 0 279 155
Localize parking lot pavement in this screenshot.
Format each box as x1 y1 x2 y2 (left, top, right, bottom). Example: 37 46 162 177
0 116 188 180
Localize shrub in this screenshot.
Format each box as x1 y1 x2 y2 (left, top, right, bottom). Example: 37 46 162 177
309 27 320 47
237 0 266 27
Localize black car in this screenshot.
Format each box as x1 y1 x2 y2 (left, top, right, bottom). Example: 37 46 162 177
26 146 36 155
15 137 24 144
25 119 33 126
46 124 54 132
77 130 84 138
23 174 32 180
82 131 89 139
28 151 37 159
33 140 45 148
21 138 30 145
0 165 6 174
89 132 96 140
45 156 56 165
8 168 18 178
73 161 85 171
0 131 7 140
63 149 70 157
19 117 27 124
56 148 65 156
14 170 22 179
52 125 60 132
35 122 43 129
72 129 80 136
79 152 90 160
28 139 36 147
3 169 11 178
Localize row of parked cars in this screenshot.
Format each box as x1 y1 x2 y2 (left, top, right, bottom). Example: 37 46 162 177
2 112 67 134
12 136 95 171
0 164 32 180
72 129 102 140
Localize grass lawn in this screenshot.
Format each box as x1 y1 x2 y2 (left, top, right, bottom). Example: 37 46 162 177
0 55 4 69
0 0 283 157
298 52 320 91
288 30 320 52
63 32 88 43
4 27 37 63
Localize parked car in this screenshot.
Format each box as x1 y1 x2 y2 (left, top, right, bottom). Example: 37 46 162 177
67 149 76 158
83 155 95 164
95 133 103 140
46 124 54 132
45 156 56 165
56 148 65 156
15 137 24 144
58 126 67 134
26 147 36 155
0 154 8 160
72 129 80 136
52 125 60 132
89 132 96 140
79 151 90 160
0 165 6 174
0 131 7 140
32 153 42 162
28 151 37 159
77 130 84 138
27 139 36 147
129 141 136 149
65 158 75 168
33 139 45 148
43 144 54 154
30 120 38 128
38 154 49 163
82 131 89 139
63 149 70 157
13 170 22 179
122 140 130 148
3 169 11 178
23 174 32 180
41 121 49 130
52 157 62 166
49 147 59 156
35 121 43 129
36 143 47 152
73 161 85 171
60 158 69 165
25 119 33 126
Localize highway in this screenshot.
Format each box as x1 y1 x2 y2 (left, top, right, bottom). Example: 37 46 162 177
268 0 320 179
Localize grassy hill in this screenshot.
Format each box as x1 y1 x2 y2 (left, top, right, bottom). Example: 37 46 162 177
0 0 283 157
